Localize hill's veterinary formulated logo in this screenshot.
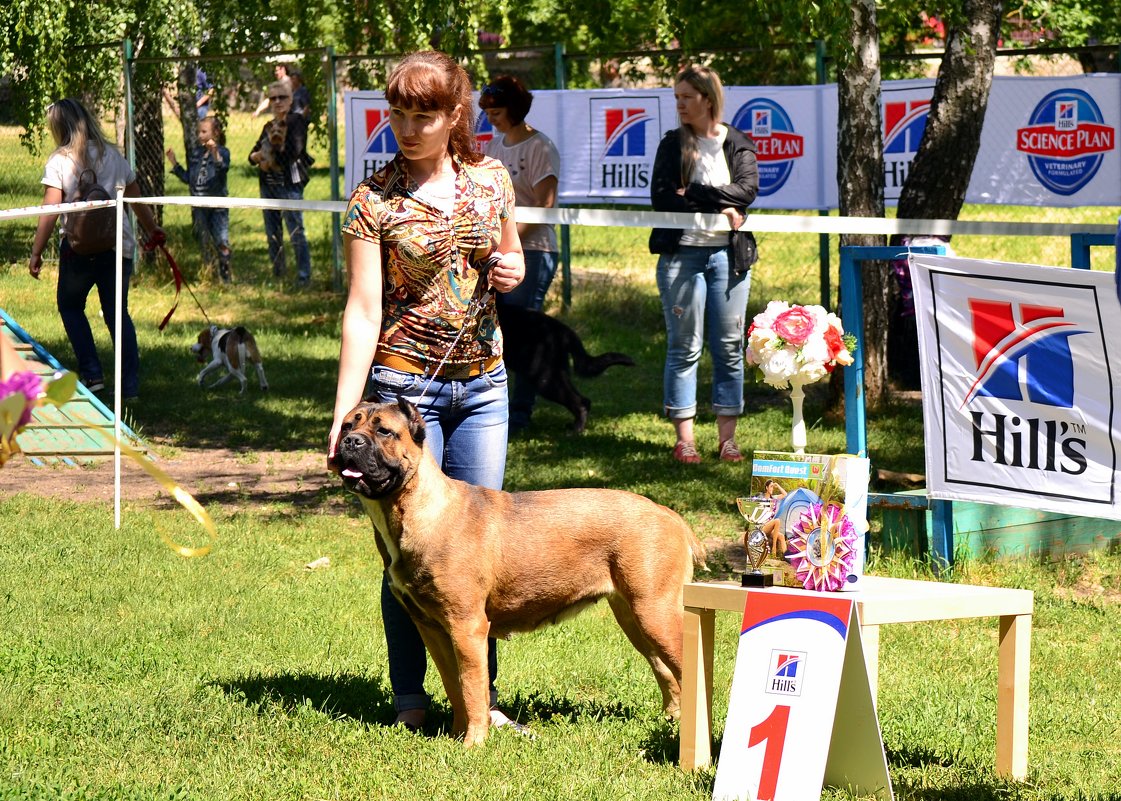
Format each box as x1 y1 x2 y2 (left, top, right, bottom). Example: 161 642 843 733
766 650 805 696
1016 88 1116 196
588 97 660 198
474 113 495 150
731 99 804 196
962 298 1091 476
883 98 930 199
362 106 398 178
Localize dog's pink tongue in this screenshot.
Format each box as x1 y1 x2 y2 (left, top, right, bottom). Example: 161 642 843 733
342 468 363 479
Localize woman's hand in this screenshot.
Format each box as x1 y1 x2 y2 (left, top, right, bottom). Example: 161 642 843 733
28 253 43 280
722 206 745 231
488 251 525 293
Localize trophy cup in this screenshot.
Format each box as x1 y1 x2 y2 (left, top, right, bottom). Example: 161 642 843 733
742 525 774 587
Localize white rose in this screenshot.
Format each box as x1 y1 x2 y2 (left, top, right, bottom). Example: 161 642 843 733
762 348 797 388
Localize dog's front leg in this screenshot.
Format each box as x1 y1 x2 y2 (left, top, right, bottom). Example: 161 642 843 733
197 360 221 387
412 621 470 739
447 620 492 746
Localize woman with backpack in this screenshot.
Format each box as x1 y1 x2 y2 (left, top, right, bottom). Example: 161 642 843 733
28 97 163 400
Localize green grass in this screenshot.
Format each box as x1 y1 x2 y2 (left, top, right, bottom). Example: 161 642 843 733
3 112 1121 799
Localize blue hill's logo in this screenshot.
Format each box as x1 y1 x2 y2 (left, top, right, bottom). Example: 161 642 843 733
766 650 805 696
963 298 1089 474
475 113 494 150
589 98 658 196
883 99 929 196
603 108 649 158
364 108 398 156
1017 89 1116 196
731 99 804 196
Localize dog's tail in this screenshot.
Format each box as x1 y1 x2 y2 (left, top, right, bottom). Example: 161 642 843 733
565 329 636 377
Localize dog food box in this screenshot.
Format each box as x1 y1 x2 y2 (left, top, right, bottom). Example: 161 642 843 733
739 450 870 592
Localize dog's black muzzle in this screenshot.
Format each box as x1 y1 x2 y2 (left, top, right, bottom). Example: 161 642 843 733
334 430 400 499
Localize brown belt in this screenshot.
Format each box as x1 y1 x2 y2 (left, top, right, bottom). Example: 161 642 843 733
374 351 501 379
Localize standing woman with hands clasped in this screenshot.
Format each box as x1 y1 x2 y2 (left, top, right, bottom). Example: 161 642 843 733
649 65 759 465
328 51 526 733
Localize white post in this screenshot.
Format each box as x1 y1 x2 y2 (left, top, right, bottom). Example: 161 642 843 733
790 381 807 455
114 186 124 530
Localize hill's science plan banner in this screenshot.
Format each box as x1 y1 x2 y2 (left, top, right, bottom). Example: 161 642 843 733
343 74 1120 209
909 254 1121 520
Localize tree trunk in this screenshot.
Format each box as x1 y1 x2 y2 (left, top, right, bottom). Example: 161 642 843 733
836 0 888 409
895 0 1004 222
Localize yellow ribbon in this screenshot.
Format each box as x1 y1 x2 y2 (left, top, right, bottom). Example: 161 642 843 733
3 371 216 557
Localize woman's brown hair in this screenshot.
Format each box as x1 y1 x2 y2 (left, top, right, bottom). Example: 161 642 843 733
386 50 482 164
674 65 725 185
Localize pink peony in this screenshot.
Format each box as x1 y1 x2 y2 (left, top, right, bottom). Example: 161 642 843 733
772 306 817 345
0 371 43 429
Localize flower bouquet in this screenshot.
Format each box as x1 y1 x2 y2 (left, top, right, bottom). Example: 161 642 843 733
746 302 856 453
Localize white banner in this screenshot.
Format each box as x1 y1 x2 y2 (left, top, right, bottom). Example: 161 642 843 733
343 75 1121 208
909 253 1121 519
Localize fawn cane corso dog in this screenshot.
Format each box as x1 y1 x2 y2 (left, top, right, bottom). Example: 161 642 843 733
329 397 706 746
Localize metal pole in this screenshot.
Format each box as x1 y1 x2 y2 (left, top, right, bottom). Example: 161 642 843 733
815 39 830 308
555 42 572 310
326 46 343 291
123 39 136 168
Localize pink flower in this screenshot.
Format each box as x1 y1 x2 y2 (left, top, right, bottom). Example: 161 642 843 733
0 371 43 429
772 306 817 345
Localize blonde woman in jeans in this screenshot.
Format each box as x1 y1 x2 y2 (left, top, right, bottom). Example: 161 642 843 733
649 65 759 464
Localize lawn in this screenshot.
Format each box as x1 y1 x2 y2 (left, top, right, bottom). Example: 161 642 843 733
2 111 1121 799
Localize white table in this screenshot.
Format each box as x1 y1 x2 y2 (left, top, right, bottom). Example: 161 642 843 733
680 575 1033 779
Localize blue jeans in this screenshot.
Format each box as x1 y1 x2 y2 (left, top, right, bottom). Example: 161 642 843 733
366 362 510 712
656 245 750 419
57 239 139 397
260 180 311 282
497 250 558 428
191 206 230 258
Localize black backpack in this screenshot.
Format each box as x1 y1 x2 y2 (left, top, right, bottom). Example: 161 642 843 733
68 169 116 256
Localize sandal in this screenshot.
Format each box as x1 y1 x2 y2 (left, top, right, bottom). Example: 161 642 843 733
719 439 744 463
673 441 702 464
490 708 536 739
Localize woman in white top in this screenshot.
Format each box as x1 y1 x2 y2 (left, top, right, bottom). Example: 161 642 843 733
28 98 163 400
478 75 561 432
648 66 759 464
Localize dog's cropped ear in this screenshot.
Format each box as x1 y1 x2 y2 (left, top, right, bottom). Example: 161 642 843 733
396 396 426 445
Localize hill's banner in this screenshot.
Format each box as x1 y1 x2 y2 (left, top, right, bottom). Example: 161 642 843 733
343 75 1120 208
909 253 1121 520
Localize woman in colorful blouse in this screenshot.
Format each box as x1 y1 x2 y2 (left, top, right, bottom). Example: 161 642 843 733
328 50 525 733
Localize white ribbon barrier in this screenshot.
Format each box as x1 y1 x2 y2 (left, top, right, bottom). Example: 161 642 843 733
0 199 117 221
127 195 1117 238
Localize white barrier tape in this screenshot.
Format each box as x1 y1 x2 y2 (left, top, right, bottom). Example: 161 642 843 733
0 199 117 222
130 195 344 214
7 194 1112 240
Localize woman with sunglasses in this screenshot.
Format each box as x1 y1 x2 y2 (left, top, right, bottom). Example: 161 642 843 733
249 80 314 286
329 51 525 734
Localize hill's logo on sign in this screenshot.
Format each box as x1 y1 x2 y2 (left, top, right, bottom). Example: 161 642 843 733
1017 88 1116 196
962 298 1090 475
730 99 804 196
359 106 398 180
475 113 495 150
766 650 805 696
883 99 930 198
588 97 660 198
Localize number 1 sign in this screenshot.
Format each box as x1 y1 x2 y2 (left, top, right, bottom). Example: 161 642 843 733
712 591 893 801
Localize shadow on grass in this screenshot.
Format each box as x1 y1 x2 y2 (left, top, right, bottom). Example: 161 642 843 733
216 670 395 725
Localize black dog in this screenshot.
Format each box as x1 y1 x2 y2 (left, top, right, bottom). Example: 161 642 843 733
496 303 635 433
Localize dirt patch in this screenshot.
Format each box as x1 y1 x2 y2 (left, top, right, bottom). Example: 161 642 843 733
2 445 341 511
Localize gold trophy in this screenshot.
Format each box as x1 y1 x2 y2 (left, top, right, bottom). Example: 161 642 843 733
742 526 774 587
737 497 775 587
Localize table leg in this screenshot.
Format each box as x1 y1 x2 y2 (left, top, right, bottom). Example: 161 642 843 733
680 606 715 770
996 613 1031 780
861 624 880 702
